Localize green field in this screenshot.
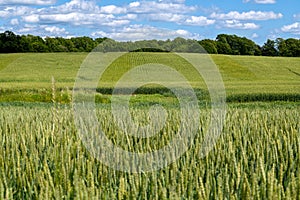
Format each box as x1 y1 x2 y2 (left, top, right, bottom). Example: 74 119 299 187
0 53 300 199
0 53 299 103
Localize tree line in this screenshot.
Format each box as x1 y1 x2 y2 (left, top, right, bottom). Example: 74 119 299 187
0 30 300 57
199 34 300 57
0 31 106 53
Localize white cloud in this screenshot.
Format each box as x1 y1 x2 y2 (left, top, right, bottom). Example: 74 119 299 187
0 9 10 18
281 22 300 35
10 18 19 25
254 0 276 4
293 14 300 20
22 13 129 27
43 25 68 35
17 24 37 33
148 13 185 23
0 0 56 5
211 11 282 21
251 33 259 38
17 0 200 29
47 0 99 13
184 16 215 26
22 14 40 23
14 24 72 37
0 26 6 32
158 0 186 3
175 29 189 35
243 0 276 4
100 5 126 14
119 14 137 20
91 31 107 38
11 6 33 16
129 2 140 8
267 31 280 40
91 25 200 41
17 27 36 33
102 20 130 27
17 0 126 27
0 6 33 18
1 0 287 42
127 1 197 14
147 14 215 26
223 20 260 29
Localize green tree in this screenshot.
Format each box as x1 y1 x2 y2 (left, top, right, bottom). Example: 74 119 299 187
71 37 96 52
262 39 278 56
284 38 300 57
215 34 261 55
0 31 21 53
216 34 232 54
45 37 65 52
276 38 288 56
199 39 218 54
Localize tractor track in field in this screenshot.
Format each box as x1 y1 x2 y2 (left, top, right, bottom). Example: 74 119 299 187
286 67 300 77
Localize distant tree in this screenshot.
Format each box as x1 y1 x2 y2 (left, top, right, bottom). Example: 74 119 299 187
25 35 48 52
0 30 300 57
45 37 64 52
262 39 278 56
0 31 21 53
224 35 240 55
173 38 188 52
284 38 300 57
239 37 261 55
133 39 160 51
276 38 288 56
187 40 206 53
61 38 76 52
19 35 32 52
199 39 218 54
95 37 107 46
216 34 232 54
215 34 261 55
71 37 96 52
275 38 300 57
254 44 262 56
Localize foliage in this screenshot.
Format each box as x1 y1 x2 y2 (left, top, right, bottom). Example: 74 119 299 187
277 38 300 57
262 39 278 56
94 37 204 53
0 31 106 53
198 39 218 54
215 34 261 56
1 31 300 56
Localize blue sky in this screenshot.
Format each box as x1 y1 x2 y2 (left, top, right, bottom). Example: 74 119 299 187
0 0 299 44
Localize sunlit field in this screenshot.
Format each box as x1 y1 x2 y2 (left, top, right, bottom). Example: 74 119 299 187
0 53 299 102
0 52 299 199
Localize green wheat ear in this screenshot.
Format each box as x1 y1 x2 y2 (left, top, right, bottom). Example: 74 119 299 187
0 103 299 198
51 76 56 104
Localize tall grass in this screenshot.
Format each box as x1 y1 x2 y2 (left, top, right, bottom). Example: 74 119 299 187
0 105 299 199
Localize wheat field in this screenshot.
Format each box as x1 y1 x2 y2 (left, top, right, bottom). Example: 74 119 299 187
0 103 299 199
0 52 299 199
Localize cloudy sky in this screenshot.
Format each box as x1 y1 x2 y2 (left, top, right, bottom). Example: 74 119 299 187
0 0 299 44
